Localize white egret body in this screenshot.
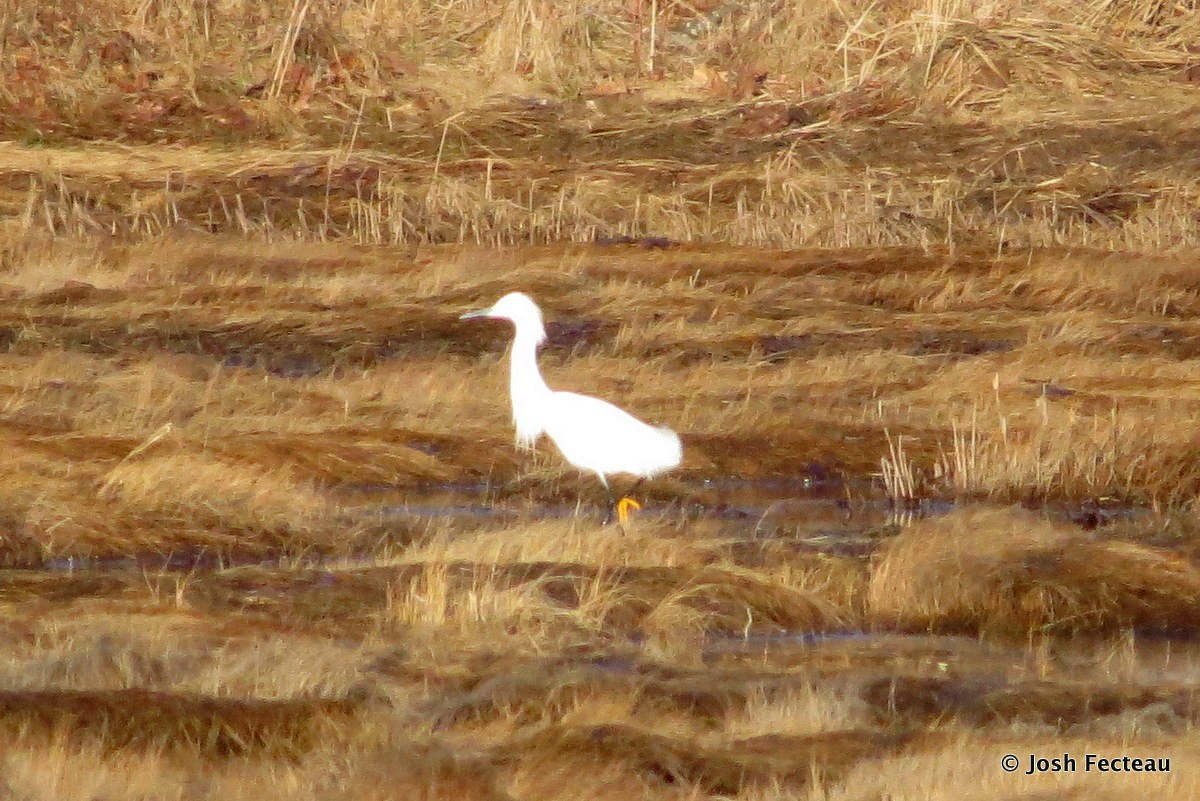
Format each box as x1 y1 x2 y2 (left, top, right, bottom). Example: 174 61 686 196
461 293 681 516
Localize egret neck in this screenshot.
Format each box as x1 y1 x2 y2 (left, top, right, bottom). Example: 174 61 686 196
508 310 549 450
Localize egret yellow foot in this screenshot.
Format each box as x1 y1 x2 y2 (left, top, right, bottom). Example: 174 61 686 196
616 497 642 525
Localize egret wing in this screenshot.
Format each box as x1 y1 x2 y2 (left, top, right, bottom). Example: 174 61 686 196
541 391 681 479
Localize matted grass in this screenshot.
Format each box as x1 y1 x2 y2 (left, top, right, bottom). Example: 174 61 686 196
0 235 1197 797
2 1 1200 798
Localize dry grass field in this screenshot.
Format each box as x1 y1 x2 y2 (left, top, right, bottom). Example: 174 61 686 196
4 0 1200 797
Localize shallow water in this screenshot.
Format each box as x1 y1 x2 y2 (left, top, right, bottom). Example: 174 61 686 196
336 476 1141 541
41 477 1147 574
338 476 946 526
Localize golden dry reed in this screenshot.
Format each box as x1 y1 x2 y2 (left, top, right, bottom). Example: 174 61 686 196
0 0 1199 799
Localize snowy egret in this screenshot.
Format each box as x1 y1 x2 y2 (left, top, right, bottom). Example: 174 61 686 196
461 292 682 524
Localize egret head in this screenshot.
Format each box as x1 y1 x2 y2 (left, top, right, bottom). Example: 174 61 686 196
460 292 546 344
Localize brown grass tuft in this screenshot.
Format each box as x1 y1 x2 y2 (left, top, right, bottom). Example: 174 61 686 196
505 723 905 795
869 507 1200 637
378 560 853 647
0 689 361 758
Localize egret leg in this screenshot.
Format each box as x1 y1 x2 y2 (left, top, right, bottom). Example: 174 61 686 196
598 475 617 525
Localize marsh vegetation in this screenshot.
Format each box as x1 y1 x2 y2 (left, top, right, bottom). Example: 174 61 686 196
3 0 1200 797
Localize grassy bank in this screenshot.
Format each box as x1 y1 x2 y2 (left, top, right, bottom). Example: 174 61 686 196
2 0 1200 798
